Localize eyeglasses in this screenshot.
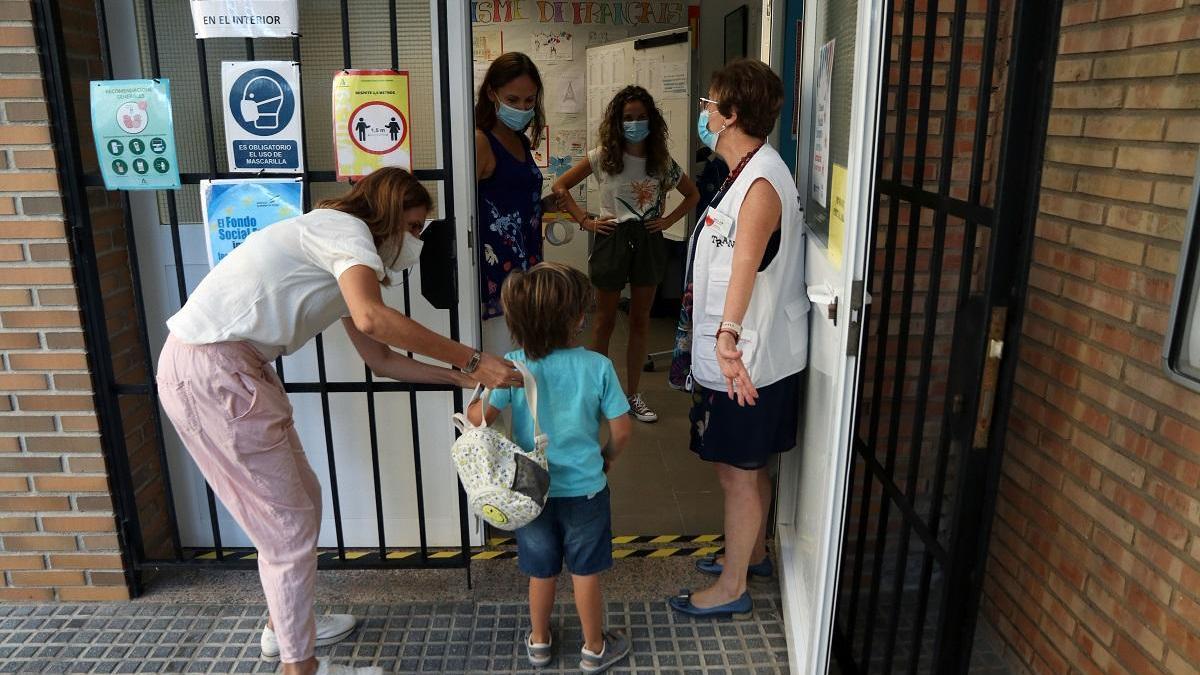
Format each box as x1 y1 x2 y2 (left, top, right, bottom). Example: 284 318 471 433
698 97 720 112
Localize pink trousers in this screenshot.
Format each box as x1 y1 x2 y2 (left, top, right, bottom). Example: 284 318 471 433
157 334 320 663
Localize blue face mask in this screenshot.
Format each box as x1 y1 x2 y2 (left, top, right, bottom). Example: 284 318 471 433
697 109 723 151
496 101 535 131
623 120 650 144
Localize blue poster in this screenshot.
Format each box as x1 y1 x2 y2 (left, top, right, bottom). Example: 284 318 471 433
221 61 304 172
200 178 303 267
90 79 181 191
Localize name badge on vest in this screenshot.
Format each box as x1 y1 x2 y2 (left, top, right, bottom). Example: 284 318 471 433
703 208 735 239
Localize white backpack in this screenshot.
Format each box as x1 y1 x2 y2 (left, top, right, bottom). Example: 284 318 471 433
451 361 550 531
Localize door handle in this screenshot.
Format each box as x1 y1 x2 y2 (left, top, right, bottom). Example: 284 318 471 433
806 283 839 325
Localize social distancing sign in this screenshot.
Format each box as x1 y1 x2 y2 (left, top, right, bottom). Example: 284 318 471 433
332 70 412 180
222 61 304 173
190 0 299 39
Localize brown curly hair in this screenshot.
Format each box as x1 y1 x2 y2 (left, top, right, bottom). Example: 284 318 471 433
596 85 670 178
710 59 784 140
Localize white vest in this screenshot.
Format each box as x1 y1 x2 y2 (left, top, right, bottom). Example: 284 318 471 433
690 144 809 391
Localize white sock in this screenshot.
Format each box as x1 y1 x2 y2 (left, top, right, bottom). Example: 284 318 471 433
582 641 606 658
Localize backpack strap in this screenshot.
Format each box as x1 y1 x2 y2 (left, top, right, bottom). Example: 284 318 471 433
451 362 543 448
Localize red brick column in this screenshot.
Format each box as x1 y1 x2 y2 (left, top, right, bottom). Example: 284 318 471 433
981 1 1200 673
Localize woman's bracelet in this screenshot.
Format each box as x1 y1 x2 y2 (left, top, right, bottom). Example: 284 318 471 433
715 327 740 348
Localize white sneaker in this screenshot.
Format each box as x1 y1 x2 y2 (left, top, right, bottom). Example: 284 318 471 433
628 394 658 423
314 658 383 675
260 614 358 661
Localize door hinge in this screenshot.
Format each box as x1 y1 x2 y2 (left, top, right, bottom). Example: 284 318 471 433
972 307 1008 448
846 279 865 356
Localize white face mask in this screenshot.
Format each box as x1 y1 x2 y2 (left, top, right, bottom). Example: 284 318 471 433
389 231 424 273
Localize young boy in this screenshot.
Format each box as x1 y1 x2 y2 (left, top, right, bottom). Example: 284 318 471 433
468 262 634 673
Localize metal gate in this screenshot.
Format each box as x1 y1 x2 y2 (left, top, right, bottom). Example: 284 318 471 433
34 0 474 593
833 0 1063 672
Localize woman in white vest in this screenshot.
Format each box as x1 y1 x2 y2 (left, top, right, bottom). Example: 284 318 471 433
670 60 808 619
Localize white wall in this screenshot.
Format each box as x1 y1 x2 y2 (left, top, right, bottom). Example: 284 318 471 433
697 1 763 97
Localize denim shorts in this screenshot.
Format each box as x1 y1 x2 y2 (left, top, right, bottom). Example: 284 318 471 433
515 486 612 578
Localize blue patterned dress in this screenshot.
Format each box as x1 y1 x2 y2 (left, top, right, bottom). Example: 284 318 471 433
477 129 544 319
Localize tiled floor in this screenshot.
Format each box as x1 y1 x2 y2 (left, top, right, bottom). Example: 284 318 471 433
588 312 726 536
0 596 789 674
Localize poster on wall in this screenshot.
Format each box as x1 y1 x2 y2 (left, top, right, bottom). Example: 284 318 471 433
332 70 412 180
532 30 574 61
190 0 299 39
829 164 847 268
90 79 181 191
200 178 303 267
474 26 504 61
222 61 303 173
555 77 583 114
811 39 835 208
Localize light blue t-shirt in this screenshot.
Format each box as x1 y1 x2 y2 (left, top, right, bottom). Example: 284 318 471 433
489 347 630 498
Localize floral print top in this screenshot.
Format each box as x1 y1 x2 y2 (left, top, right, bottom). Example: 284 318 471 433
478 129 544 320
586 149 683 224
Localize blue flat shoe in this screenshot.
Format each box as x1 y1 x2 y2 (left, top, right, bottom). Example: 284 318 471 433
668 589 753 619
695 553 773 578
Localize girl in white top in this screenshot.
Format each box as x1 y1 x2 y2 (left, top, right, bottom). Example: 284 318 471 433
159 168 521 675
552 85 699 424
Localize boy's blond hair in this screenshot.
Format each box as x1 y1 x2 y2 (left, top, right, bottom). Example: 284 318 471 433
501 262 594 360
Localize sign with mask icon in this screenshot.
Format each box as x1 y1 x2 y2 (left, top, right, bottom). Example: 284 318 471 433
332 69 412 180
222 61 304 173
199 177 303 268
90 79 181 191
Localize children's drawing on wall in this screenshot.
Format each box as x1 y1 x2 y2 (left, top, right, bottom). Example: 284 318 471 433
556 77 583 114
531 30 574 61
588 30 615 45
553 128 586 160
473 27 503 61
532 125 551 168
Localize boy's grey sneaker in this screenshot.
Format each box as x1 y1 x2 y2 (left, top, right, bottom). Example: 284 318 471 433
526 630 553 668
579 630 630 674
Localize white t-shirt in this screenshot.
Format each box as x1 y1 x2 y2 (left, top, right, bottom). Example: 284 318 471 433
587 149 682 224
167 209 387 361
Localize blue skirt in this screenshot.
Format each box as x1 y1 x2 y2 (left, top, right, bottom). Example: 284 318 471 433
689 372 802 469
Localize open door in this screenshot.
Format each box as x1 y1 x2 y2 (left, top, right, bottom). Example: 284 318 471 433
773 0 887 673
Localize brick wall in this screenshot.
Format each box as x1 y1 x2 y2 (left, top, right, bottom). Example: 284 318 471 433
0 0 153 601
981 0 1200 673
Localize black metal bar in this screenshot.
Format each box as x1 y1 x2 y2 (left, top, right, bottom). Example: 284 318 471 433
83 169 448 186
402 272 432 559
315 337 347 558
882 0 971 670
909 1 1005 671
852 440 950 567
340 0 352 68
863 0 942 665
33 0 148 595
117 381 461 395
875 179 990 224
139 554 469 572
244 37 255 60
93 0 185 566
434 0 473 587
365 362 387 560
934 0 1063 670
849 0 918 642
194 41 220 174
389 0 399 70
142 0 226 563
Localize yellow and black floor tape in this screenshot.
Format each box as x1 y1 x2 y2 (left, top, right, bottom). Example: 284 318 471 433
188 535 724 563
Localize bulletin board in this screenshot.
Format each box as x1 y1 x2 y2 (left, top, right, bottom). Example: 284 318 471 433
471 3 690 206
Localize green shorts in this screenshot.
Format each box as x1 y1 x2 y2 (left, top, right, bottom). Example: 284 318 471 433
588 220 667 291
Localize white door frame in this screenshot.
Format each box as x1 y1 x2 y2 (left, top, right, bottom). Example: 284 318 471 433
773 0 888 672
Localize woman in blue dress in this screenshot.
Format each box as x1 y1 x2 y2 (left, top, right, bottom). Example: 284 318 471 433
474 52 551 355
